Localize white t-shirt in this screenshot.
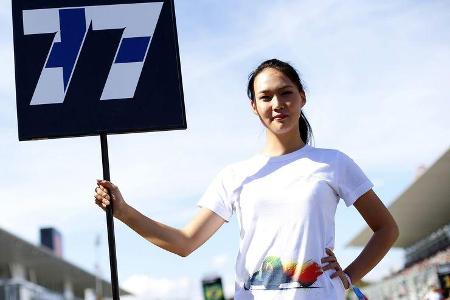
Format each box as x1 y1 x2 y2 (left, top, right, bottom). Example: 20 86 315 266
198 144 374 300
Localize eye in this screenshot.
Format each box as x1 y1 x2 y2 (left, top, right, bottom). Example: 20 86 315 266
282 91 293 95
259 95 272 101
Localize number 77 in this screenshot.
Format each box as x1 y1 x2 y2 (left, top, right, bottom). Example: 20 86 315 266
22 2 163 105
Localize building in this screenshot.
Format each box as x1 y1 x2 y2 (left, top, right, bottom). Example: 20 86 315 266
0 226 131 300
348 148 450 299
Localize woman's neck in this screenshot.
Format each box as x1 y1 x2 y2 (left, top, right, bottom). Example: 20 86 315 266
263 130 305 156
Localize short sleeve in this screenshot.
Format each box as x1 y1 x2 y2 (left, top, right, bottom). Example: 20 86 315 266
197 167 234 222
336 151 374 207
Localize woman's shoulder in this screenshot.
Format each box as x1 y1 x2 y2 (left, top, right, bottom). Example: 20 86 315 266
219 146 352 177
224 146 344 170
307 145 343 162
215 153 274 184
308 146 368 179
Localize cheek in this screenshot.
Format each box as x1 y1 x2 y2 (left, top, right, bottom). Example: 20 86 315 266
255 103 270 116
252 101 263 114
258 102 272 115
290 100 303 115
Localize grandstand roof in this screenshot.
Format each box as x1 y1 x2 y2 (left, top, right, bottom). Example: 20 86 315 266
348 148 450 248
0 226 131 298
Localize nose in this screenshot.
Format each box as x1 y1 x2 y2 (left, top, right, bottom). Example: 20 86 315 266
272 95 284 110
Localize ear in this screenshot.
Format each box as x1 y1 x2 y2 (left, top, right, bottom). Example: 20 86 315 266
250 100 259 115
300 92 306 109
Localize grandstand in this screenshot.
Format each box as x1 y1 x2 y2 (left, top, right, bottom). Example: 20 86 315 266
0 226 131 300
348 148 450 300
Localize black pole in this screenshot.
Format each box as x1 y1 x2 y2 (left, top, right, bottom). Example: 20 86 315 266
100 134 120 300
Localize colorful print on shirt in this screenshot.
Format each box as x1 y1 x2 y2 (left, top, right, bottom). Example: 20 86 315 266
244 256 323 290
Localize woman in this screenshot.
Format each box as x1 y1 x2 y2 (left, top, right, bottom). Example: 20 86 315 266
95 59 399 299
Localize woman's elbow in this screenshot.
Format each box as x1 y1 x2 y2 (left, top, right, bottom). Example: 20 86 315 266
155 240 192 257
177 248 191 258
387 220 400 245
176 242 195 257
374 218 399 246
392 221 400 241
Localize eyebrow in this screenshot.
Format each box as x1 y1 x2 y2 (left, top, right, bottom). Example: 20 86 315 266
257 84 294 95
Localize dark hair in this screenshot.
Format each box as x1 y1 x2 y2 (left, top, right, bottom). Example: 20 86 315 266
247 59 313 145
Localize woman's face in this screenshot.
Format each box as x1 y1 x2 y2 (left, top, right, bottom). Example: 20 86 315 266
251 68 305 136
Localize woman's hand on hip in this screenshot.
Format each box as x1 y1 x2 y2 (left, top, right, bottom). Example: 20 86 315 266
321 248 350 289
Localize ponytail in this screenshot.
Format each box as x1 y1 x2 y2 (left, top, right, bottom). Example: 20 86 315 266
299 111 313 145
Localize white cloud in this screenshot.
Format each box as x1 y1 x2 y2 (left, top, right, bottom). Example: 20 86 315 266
121 273 233 300
211 253 230 270
122 275 202 300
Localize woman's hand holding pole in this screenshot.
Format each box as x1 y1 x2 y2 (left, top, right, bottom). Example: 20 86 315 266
94 180 225 257
94 179 192 257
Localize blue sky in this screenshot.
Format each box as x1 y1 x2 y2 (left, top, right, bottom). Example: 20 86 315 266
1 0 449 299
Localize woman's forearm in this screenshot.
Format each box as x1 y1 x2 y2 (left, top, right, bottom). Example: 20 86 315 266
118 204 190 257
344 224 399 283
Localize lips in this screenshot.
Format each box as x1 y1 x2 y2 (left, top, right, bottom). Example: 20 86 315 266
273 114 288 120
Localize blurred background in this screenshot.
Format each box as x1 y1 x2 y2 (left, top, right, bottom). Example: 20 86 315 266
0 0 449 299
